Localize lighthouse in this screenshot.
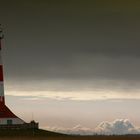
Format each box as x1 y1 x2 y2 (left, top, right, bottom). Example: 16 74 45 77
0 25 24 125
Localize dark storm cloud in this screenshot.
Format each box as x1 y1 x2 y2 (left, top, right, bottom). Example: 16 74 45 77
1 0 140 83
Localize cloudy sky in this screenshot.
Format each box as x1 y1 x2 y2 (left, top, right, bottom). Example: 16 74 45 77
0 0 140 134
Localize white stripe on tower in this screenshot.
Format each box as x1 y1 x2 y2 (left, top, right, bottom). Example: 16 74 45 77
0 25 5 104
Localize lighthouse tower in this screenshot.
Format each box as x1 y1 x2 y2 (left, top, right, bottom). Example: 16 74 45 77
0 25 24 125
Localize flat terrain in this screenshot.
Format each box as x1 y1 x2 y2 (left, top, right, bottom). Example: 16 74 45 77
1 135 140 140
0 129 140 139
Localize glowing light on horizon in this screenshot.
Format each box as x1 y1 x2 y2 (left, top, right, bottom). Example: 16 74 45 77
5 90 140 101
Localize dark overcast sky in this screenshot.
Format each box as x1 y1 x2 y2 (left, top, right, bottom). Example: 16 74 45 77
1 0 140 91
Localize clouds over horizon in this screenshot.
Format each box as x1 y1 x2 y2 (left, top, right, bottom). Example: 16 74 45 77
45 119 140 135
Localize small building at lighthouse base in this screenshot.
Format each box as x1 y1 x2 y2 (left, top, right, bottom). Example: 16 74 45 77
0 103 39 129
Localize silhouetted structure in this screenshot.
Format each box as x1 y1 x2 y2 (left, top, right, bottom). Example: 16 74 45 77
0 25 38 129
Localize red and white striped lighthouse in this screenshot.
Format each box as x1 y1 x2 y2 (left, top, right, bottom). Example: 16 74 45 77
0 25 24 125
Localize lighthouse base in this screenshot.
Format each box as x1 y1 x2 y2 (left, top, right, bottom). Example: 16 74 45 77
0 103 24 125
0 118 24 125
0 103 39 129
0 121 39 130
